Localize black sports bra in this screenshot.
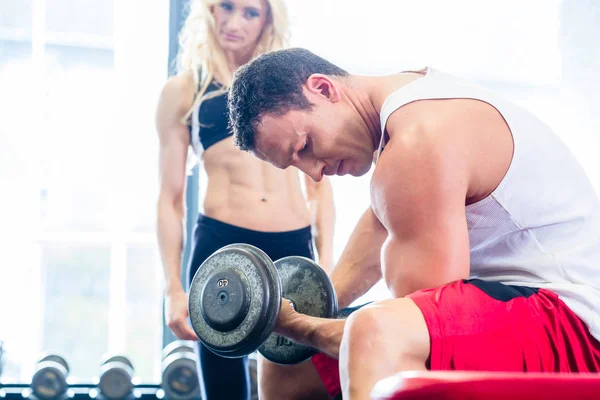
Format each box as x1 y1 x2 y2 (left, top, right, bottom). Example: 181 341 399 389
190 80 231 153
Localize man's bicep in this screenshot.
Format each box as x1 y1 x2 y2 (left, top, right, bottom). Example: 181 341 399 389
376 134 471 295
382 204 470 296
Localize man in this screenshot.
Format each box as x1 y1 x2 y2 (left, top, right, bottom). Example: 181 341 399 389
227 48 600 400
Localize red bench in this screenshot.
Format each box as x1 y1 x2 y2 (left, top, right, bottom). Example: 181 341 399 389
370 371 600 400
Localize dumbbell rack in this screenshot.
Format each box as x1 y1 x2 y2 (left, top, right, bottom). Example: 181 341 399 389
0 383 200 400
0 341 204 400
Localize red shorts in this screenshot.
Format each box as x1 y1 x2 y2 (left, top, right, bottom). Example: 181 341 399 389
312 279 600 399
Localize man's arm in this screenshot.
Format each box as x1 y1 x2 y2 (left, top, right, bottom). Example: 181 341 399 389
276 300 346 359
304 174 335 273
375 120 471 297
330 207 387 309
273 116 474 359
272 208 388 357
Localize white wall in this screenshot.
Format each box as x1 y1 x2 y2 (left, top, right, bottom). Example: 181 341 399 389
287 0 600 303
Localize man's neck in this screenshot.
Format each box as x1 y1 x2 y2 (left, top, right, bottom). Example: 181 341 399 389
356 73 427 150
345 75 383 152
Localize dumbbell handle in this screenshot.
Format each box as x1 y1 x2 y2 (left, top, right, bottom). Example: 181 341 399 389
284 298 297 311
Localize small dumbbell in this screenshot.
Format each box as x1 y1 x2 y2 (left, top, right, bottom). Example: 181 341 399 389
98 355 134 400
161 341 201 400
30 353 70 400
188 243 337 365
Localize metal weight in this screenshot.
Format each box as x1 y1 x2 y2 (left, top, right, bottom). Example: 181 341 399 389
188 244 281 358
31 353 70 400
161 341 195 360
160 342 200 400
188 244 338 365
258 256 338 364
98 355 134 400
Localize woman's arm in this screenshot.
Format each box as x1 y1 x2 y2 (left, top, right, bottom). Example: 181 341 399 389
305 175 335 273
155 73 198 340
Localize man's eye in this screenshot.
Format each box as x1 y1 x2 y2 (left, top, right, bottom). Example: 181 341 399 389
299 140 309 153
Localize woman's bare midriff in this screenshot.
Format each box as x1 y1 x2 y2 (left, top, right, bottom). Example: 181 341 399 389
200 137 311 232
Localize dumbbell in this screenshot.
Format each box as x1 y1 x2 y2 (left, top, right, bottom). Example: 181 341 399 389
30 354 70 400
98 355 134 400
161 341 200 400
188 243 337 365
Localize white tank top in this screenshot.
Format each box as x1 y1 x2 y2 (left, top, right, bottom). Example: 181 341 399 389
378 67 600 341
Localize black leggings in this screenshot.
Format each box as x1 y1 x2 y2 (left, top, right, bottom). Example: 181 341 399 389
186 214 314 400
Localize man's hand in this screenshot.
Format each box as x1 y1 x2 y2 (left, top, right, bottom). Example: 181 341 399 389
272 298 346 359
274 298 301 337
165 288 199 341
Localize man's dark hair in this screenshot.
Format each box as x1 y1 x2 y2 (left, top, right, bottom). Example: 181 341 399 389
228 48 349 151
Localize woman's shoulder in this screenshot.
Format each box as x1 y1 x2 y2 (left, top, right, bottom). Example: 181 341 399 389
163 72 196 103
163 71 196 96
157 72 196 120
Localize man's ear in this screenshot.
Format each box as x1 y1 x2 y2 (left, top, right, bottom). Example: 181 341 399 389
305 74 341 103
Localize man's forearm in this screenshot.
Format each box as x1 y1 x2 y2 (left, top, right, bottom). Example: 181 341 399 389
331 208 387 309
277 313 346 359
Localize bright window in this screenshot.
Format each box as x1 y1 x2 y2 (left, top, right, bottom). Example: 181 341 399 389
0 0 169 383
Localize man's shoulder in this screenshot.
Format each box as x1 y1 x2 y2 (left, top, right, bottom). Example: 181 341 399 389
374 100 476 183
386 99 454 135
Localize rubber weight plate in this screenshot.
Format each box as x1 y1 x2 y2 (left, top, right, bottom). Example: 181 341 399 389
188 244 281 358
258 256 338 364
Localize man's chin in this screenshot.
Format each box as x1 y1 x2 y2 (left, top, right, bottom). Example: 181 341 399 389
350 162 372 177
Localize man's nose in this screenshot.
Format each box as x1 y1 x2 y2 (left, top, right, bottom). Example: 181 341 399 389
298 161 322 182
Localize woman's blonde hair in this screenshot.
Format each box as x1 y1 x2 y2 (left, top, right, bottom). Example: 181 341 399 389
176 0 290 122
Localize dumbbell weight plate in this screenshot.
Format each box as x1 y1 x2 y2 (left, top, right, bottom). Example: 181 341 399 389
258 256 338 365
161 352 200 400
161 341 195 361
188 244 281 358
101 355 133 370
99 355 134 400
38 355 70 374
223 243 283 349
31 354 70 400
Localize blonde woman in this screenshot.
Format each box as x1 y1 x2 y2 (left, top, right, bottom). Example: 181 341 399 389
155 1 335 398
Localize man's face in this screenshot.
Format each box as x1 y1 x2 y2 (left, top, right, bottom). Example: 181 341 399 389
253 81 375 181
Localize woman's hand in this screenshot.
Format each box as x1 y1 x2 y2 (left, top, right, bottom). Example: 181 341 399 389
164 287 199 341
